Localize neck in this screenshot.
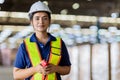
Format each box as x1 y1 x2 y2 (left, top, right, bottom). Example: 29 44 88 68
35 32 49 44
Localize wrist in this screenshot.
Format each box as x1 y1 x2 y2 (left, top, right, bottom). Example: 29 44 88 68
55 65 60 73
34 65 40 73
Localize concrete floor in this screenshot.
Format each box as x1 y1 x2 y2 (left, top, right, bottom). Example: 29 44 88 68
0 66 13 80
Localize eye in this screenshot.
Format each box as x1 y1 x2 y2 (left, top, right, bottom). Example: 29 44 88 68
35 17 39 20
42 17 49 20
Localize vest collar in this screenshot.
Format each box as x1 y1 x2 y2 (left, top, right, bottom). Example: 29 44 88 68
30 33 56 43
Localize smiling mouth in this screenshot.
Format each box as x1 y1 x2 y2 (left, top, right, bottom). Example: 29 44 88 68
38 25 44 27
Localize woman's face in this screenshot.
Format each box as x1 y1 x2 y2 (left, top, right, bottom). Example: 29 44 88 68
31 12 50 33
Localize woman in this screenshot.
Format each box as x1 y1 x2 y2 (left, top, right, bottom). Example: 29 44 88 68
13 1 71 80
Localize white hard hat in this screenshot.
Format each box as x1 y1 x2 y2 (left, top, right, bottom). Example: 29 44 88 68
28 1 52 16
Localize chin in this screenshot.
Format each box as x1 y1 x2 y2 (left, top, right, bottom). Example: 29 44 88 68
37 30 47 32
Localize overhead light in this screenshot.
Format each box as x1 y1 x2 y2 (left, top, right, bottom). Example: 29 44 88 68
0 0 4 4
111 12 119 18
43 1 48 5
60 9 68 15
72 3 80 10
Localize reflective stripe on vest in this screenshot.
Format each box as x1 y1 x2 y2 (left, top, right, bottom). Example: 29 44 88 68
24 37 61 80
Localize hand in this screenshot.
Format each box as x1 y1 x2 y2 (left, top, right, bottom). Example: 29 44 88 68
44 64 57 75
35 64 46 75
35 63 57 75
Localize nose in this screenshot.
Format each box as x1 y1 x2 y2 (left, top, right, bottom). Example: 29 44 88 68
39 18 43 24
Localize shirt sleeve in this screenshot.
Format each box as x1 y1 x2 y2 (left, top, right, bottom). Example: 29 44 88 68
14 43 27 69
59 39 71 66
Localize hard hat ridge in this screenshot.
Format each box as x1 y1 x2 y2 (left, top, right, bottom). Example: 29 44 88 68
28 1 52 16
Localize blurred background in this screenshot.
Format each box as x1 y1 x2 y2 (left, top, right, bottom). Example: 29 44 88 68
0 0 120 80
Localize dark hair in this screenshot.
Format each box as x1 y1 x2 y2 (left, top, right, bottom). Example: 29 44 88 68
29 11 51 21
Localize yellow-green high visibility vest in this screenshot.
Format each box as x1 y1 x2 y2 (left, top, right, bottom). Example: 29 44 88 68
24 37 61 80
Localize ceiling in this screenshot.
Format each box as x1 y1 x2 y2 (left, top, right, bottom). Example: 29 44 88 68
0 0 120 28
0 0 120 17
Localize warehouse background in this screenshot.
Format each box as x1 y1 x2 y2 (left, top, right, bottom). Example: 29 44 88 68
1 0 120 80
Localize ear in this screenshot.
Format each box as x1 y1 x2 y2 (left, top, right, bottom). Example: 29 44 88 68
30 20 33 26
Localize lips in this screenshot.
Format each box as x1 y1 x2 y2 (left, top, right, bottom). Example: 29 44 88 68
37 25 44 28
